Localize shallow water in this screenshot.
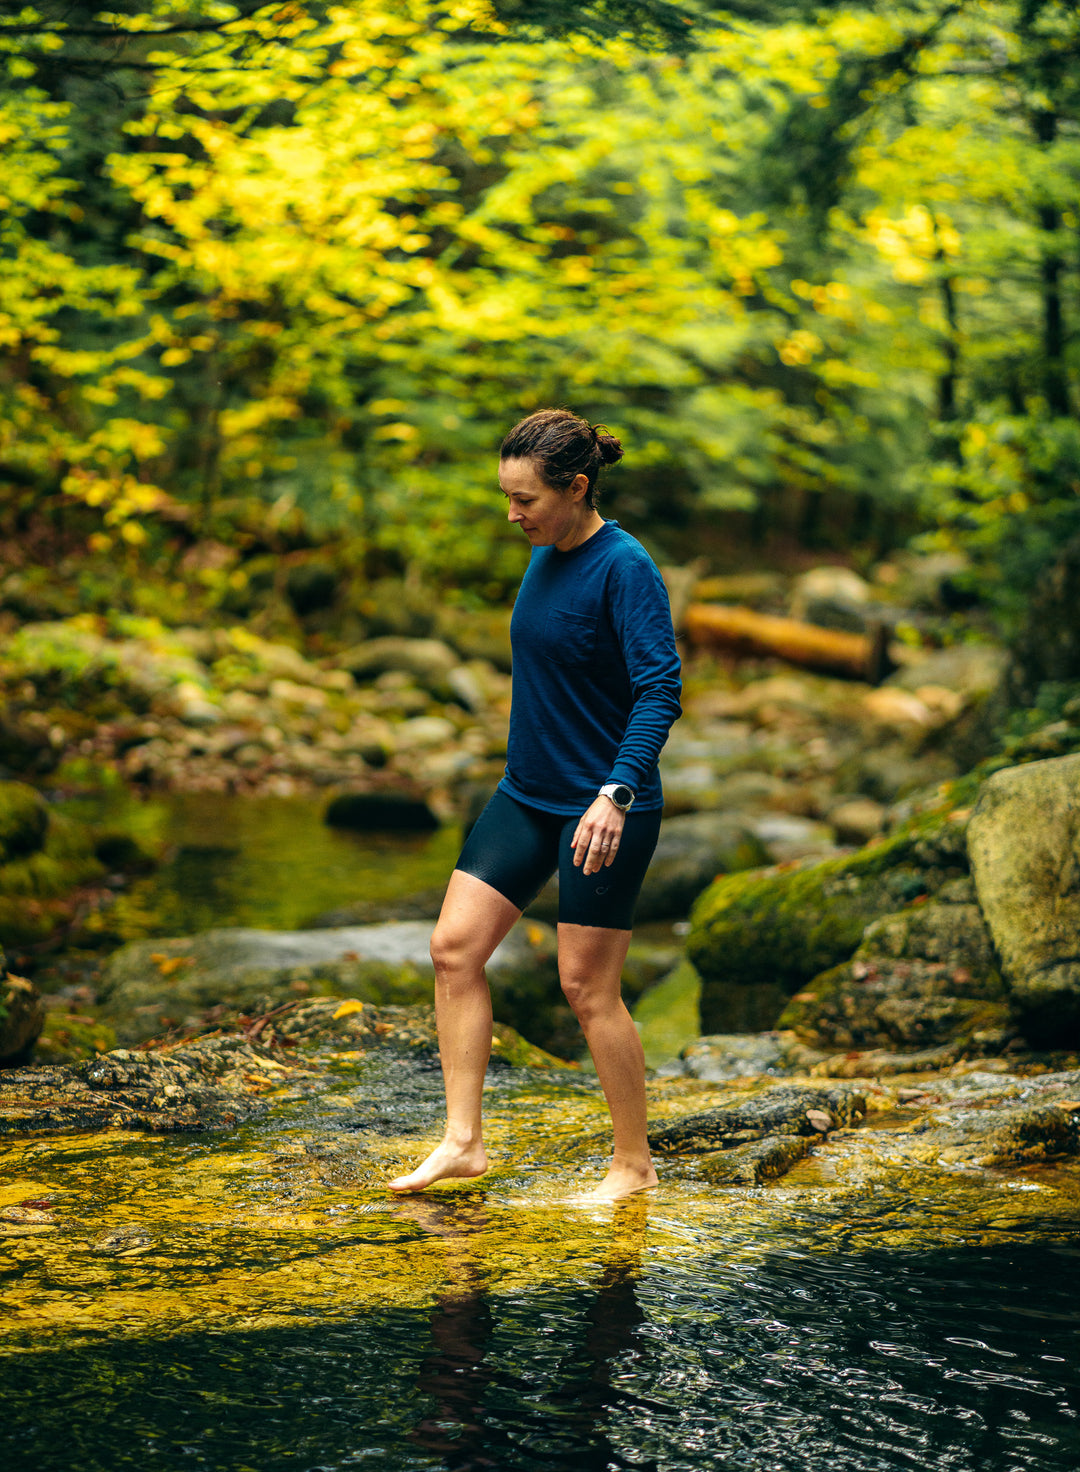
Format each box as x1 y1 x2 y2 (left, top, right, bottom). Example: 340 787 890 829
63 789 460 934
4 1050 1080 1471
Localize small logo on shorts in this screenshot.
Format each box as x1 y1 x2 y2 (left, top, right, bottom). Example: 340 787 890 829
595 885 610 895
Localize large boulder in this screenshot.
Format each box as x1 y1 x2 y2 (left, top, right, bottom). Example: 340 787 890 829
967 753 1080 1045
789 566 873 633
98 918 567 1053
777 877 1009 1053
688 817 969 1035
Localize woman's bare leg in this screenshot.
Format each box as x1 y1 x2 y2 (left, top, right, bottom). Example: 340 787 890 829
388 870 521 1193
557 923 657 1200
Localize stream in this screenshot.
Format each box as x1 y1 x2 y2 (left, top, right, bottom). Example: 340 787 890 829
3 791 1079 1470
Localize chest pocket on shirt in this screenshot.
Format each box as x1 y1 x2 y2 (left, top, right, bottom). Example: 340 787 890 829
543 608 598 668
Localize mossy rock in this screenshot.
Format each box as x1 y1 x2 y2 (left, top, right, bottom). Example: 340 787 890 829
689 816 969 1034
0 781 48 863
776 878 1010 1053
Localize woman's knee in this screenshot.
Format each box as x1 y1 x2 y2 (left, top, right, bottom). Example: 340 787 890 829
430 922 488 980
559 967 615 1024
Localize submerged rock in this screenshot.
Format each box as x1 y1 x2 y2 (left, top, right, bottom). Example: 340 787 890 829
967 753 1080 1047
678 1032 790 1083
0 783 103 946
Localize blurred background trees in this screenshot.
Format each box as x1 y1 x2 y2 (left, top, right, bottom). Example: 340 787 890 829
3 0 1080 622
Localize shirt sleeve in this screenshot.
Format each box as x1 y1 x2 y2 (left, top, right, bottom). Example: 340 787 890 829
605 552 682 793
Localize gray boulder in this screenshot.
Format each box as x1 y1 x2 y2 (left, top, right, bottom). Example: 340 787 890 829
967 753 1080 1045
789 566 873 633
99 919 559 1048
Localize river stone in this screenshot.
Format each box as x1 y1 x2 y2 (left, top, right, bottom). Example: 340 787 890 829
0 1003 568 1136
777 880 1008 1053
789 566 872 633
336 637 459 699
98 919 560 1048
698 1133 814 1186
967 753 1080 1046
689 821 968 1035
679 1032 789 1083
527 812 770 924
0 972 45 1064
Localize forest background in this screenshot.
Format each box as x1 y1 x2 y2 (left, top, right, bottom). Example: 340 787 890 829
3 0 1080 641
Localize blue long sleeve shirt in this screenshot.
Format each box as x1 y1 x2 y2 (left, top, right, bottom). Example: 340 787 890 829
498 520 682 816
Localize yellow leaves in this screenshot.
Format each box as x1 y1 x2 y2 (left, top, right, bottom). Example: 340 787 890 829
149 954 194 979
777 330 823 367
332 999 364 1020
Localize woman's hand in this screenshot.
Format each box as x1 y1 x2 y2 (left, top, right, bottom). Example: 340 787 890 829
571 795 627 876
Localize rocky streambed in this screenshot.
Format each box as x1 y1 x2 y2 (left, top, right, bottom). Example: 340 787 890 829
6 997 1080 1364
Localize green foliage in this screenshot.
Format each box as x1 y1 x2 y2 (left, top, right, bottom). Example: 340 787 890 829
1 0 1079 609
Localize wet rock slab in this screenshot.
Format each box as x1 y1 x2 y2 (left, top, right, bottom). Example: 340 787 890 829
0 1001 568 1137
0 1035 299 1135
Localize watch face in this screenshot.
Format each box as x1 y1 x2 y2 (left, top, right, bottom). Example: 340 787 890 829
613 785 633 806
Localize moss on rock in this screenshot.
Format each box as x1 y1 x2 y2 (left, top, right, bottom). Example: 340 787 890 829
688 823 962 1027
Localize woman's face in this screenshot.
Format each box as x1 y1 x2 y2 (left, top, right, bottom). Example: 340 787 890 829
500 457 588 550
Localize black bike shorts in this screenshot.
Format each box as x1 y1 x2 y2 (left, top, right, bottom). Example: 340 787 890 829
455 789 662 930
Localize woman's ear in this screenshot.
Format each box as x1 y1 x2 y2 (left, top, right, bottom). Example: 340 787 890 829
569 472 590 503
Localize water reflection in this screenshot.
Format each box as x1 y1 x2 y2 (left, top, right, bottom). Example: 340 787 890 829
399 1195 655 1472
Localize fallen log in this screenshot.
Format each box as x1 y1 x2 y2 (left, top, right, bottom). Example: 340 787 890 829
684 602 892 682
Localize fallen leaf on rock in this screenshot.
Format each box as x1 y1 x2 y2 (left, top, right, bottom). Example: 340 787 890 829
1055 1100 1080 1111
333 1000 365 1020
805 1109 835 1132
149 954 194 978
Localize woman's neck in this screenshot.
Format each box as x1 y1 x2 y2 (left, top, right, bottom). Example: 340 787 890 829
555 508 605 553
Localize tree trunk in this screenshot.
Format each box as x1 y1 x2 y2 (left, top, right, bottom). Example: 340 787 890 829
1033 110 1071 416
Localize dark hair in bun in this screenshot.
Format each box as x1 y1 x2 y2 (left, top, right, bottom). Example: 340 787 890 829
500 408 623 508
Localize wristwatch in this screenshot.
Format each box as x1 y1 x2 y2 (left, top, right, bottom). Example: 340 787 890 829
599 782 635 811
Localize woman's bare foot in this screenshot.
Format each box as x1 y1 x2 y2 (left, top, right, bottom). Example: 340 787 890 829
568 1160 658 1203
387 1138 488 1194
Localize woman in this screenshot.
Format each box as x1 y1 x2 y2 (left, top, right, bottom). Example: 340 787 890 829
389 409 682 1200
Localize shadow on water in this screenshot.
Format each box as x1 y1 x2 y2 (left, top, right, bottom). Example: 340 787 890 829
3 1206 1080 1472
